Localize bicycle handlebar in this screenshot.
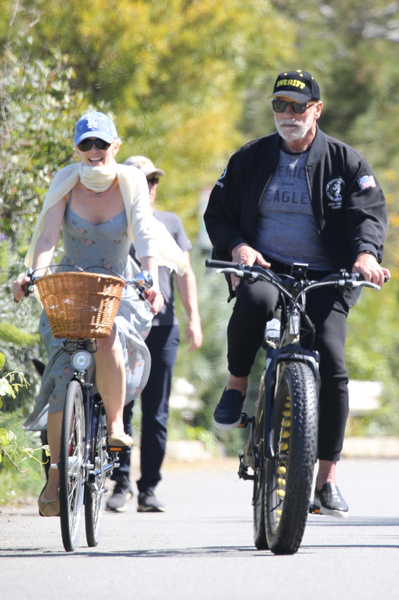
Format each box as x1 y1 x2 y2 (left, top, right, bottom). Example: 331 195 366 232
205 259 382 293
205 259 242 270
23 265 154 301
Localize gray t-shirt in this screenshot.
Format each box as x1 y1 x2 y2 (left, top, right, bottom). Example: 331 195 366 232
130 210 192 326
255 149 329 270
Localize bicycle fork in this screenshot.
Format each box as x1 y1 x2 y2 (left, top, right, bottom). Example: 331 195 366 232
238 346 320 481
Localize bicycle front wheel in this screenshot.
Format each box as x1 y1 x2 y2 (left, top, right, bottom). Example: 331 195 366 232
253 438 268 549
59 380 86 552
252 376 268 550
85 403 108 547
265 361 318 555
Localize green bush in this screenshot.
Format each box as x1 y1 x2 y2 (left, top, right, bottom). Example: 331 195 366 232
0 354 47 505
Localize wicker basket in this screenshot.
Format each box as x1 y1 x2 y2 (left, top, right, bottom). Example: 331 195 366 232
35 271 125 339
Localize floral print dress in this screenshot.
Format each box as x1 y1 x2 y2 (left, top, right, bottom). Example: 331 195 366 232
24 196 153 430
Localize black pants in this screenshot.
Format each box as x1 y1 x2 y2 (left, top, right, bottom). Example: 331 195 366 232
112 324 180 491
227 262 350 462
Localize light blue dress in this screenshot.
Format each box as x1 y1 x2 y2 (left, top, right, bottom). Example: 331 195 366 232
24 197 153 430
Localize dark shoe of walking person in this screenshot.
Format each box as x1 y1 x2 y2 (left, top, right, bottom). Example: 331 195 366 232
137 489 165 513
106 480 134 513
213 388 246 429
314 482 349 519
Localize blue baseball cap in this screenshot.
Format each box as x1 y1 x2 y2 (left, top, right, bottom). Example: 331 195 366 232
74 111 118 145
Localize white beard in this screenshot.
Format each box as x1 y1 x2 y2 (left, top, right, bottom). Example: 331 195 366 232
274 111 315 143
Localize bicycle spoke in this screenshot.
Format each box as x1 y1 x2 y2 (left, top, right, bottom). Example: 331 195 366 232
59 380 85 552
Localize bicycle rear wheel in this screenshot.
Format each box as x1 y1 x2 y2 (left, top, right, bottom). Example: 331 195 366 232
265 361 318 554
85 402 108 547
59 379 86 552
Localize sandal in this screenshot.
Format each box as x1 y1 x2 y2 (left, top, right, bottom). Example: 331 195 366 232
108 432 133 448
38 484 60 517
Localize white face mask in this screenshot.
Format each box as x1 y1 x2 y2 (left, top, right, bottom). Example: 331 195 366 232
274 108 316 143
79 161 117 193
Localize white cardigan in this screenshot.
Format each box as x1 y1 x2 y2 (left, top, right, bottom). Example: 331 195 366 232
25 161 187 275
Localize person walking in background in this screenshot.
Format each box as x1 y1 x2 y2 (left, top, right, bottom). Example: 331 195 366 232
106 156 203 513
204 70 390 518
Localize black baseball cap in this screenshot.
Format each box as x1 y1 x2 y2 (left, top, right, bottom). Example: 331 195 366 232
268 70 321 103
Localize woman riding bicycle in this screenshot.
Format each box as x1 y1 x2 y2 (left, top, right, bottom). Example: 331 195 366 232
12 112 186 517
204 70 390 518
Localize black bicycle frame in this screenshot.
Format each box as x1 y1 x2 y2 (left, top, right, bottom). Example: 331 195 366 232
79 378 115 489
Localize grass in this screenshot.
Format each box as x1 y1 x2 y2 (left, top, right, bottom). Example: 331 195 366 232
0 410 46 506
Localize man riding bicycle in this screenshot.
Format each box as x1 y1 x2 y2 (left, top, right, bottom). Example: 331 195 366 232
204 69 390 518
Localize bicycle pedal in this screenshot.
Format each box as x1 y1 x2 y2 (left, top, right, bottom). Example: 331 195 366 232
238 412 251 428
309 503 321 515
107 444 129 453
108 445 123 452
238 461 254 481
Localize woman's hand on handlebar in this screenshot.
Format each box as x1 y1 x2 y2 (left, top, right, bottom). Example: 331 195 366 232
145 288 164 314
352 252 391 287
231 243 271 290
12 275 31 302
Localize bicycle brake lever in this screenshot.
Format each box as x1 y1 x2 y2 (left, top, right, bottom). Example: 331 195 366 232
353 281 381 291
217 268 260 285
343 276 381 291
216 268 245 276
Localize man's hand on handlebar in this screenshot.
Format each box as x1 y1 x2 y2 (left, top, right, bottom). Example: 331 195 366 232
231 243 271 290
352 252 391 287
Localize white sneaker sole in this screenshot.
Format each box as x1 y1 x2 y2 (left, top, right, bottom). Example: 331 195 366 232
313 499 349 519
212 415 242 430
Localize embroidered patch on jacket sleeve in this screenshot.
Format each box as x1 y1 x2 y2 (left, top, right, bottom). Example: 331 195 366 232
358 175 376 190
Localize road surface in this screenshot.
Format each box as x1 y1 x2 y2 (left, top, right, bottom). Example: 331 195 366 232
0 456 398 600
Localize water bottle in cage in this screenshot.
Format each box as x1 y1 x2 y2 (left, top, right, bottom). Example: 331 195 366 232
264 317 281 342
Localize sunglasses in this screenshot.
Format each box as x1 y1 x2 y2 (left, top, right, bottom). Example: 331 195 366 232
77 138 112 152
272 99 316 114
147 177 159 186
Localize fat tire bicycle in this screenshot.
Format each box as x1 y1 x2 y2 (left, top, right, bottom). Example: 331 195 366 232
206 259 382 555
27 266 153 552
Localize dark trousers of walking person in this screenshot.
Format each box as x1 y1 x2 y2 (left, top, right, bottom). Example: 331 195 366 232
111 324 180 492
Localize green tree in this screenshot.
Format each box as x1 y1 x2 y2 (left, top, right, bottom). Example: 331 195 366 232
0 32 85 407
267 0 399 270
264 0 399 434
346 279 399 436
0 45 85 245
14 0 294 237
0 352 46 505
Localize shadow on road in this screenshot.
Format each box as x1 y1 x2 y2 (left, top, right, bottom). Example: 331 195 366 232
1 515 399 558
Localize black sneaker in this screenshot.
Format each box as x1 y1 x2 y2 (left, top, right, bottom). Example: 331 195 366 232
106 480 134 513
137 490 165 513
213 389 245 430
314 482 349 519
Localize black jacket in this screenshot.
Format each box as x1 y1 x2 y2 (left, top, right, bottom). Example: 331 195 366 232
204 127 387 306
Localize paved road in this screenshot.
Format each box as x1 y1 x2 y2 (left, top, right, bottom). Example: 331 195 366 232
1 456 398 600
